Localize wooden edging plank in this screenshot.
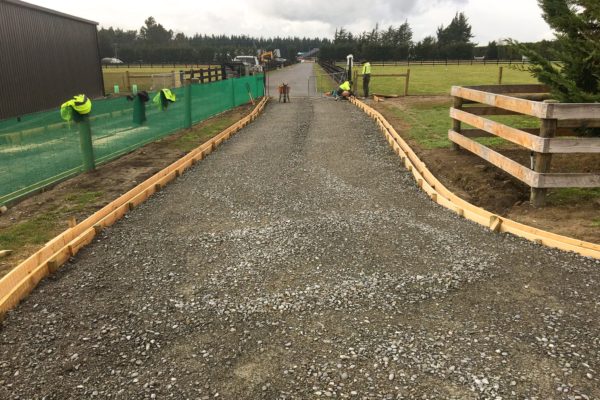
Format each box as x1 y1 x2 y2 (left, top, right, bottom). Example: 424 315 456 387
0 97 269 319
350 97 600 259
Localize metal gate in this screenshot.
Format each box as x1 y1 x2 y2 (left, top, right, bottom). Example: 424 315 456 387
307 71 347 97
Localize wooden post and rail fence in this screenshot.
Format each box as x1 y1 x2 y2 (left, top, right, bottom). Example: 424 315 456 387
353 69 411 97
449 84 600 207
103 66 227 94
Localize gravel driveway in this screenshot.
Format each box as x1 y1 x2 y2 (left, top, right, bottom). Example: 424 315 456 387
1 96 599 399
266 62 317 98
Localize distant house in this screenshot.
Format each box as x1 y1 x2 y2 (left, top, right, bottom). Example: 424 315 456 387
0 0 104 119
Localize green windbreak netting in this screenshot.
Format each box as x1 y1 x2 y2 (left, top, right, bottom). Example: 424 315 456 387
0 75 264 206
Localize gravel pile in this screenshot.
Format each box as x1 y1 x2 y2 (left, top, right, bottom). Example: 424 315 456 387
1 97 599 399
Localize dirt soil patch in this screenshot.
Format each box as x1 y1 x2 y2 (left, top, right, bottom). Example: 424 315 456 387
372 96 600 244
0 104 254 277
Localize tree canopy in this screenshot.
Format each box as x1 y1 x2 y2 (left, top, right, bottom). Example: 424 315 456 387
321 13 475 61
514 0 600 102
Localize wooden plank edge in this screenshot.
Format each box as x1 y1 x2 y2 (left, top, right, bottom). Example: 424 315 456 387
0 97 270 319
351 98 600 259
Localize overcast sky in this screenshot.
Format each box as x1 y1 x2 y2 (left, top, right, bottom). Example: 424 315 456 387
27 0 554 45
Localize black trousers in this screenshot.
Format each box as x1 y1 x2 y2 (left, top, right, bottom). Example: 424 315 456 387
363 74 371 97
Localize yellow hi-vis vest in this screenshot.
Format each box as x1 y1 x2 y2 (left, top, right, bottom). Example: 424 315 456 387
362 62 371 75
339 81 351 91
60 94 92 121
153 88 177 106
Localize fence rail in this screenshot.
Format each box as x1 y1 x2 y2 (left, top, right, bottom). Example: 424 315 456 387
328 59 531 67
449 84 600 206
104 66 235 94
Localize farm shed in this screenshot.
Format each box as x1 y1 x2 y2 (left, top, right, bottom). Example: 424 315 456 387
0 0 104 119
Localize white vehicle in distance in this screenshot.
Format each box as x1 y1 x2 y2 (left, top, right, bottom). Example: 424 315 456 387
233 55 263 74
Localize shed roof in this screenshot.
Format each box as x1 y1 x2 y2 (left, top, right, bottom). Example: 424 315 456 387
1 0 98 25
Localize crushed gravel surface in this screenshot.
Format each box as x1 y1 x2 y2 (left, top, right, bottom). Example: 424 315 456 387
1 96 599 400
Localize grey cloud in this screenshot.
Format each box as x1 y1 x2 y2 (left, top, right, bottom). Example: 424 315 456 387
255 0 469 25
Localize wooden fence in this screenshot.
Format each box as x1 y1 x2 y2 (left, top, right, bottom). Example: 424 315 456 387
353 69 410 96
449 84 600 206
103 66 226 94
184 66 225 83
329 59 531 67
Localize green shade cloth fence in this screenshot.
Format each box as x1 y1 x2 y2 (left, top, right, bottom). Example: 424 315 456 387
0 75 264 206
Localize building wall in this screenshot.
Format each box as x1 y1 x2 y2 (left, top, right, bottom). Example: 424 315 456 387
0 1 104 119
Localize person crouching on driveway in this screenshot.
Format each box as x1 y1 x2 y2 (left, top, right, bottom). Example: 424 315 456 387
336 80 354 100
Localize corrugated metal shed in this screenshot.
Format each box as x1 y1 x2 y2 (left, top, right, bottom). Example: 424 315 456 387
0 0 104 119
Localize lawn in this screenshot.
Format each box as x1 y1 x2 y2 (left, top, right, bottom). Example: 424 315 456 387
380 98 539 149
312 63 339 94
353 64 538 96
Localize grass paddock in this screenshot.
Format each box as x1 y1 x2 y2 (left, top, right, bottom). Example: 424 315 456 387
349 64 538 96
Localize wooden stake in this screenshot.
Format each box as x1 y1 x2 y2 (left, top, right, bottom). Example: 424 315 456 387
47 259 59 274
67 217 77 228
489 216 503 232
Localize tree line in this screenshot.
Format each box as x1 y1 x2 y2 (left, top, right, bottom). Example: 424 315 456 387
99 14 558 65
98 17 329 63
320 13 559 61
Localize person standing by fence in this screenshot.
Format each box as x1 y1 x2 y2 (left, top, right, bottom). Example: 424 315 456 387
361 59 371 98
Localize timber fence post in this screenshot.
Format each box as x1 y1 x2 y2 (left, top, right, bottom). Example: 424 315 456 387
451 96 463 151
530 118 557 207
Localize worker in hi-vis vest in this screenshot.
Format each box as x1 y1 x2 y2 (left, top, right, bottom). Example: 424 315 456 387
336 80 354 100
361 59 372 98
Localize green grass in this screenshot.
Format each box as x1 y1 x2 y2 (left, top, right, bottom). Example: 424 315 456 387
0 191 103 252
170 114 241 152
64 191 103 210
313 63 338 93
547 188 600 206
382 99 541 150
0 212 58 250
354 64 538 96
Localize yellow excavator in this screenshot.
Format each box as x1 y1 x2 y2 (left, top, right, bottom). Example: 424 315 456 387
259 49 285 67
259 50 275 64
